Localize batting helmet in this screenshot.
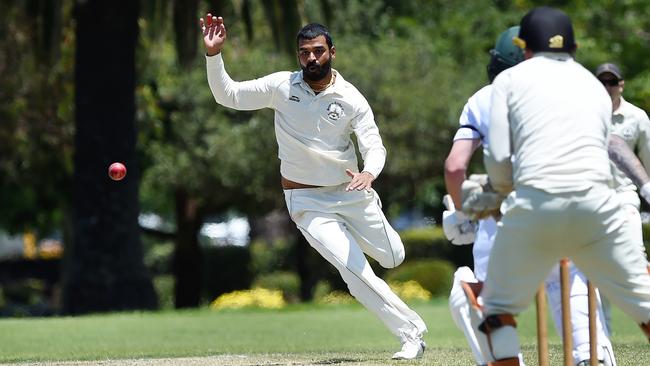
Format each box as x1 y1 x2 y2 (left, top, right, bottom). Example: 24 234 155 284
487 26 524 82
515 6 576 54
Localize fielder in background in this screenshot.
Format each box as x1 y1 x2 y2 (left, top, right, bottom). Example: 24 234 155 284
200 14 427 360
595 62 650 336
443 26 614 366
596 61 650 250
472 7 650 366
596 61 650 259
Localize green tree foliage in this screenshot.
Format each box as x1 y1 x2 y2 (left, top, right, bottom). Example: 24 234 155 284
0 2 75 233
2 0 650 310
385 258 455 296
567 0 650 111
137 36 288 216
136 3 296 307
134 0 650 306
307 1 524 216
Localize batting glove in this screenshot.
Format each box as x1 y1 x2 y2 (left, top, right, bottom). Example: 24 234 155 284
460 174 504 220
442 195 477 245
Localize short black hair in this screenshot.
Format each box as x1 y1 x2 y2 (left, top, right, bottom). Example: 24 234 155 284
296 23 333 49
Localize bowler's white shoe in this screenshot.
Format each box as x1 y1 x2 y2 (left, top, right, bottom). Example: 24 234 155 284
391 339 425 360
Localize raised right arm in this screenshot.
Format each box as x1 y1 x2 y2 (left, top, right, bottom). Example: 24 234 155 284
201 14 277 110
206 55 278 110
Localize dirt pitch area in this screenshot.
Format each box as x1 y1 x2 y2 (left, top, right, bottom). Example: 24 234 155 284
13 354 395 366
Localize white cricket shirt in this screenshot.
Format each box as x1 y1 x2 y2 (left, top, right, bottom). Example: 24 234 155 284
454 84 492 147
487 53 614 195
453 83 497 282
610 97 650 195
206 54 386 186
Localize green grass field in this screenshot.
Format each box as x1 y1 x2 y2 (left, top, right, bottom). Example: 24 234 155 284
0 299 647 365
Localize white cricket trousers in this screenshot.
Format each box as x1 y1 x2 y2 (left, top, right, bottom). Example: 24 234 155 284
481 186 650 362
483 185 650 323
284 184 427 342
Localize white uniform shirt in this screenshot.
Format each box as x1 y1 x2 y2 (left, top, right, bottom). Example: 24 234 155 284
487 53 613 195
206 54 386 186
610 97 650 201
453 84 497 282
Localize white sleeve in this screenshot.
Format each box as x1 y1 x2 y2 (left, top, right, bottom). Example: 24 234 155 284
353 101 386 178
454 101 483 141
485 75 513 194
206 53 278 110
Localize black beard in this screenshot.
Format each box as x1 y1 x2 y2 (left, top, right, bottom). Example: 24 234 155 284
302 59 331 81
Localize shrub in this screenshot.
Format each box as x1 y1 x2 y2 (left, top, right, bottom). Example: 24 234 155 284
385 259 454 297
312 280 332 302
401 226 448 258
202 246 252 302
400 226 474 268
153 275 174 310
249 238 293 275
252 271 300 303
312 280 356 305
388 280 432 302
209 288 285 310
143 241 174 275
316 290 355 305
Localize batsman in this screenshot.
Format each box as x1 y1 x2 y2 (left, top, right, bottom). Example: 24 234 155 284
443 26 615 365
466 7 650 365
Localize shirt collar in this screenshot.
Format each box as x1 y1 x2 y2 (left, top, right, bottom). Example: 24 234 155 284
291 69 344 96
613 96 627 116
533 52 574 61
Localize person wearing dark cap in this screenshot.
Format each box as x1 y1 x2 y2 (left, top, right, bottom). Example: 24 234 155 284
596 64 650 198
465 6 650 366
444 26 616 366
443 26 527 366
595 62 650 250
596 61 650 335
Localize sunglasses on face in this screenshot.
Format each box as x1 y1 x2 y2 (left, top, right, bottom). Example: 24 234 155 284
599 78 619 87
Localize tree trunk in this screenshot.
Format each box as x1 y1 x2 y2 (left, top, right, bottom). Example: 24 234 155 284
172 0 199 69
173 188 203 308
63 0 156 314
261 0 301 56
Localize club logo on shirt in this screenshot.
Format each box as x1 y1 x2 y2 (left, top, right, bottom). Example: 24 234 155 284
289 95 301 103
620 126 635 140
326 102 344 120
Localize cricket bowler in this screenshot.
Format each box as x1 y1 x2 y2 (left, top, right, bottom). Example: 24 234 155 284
200 15 427 359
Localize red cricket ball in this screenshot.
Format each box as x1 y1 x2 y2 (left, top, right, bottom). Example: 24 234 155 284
108 162 127 181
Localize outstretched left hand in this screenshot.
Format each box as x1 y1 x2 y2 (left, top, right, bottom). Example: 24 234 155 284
345 169 374 191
